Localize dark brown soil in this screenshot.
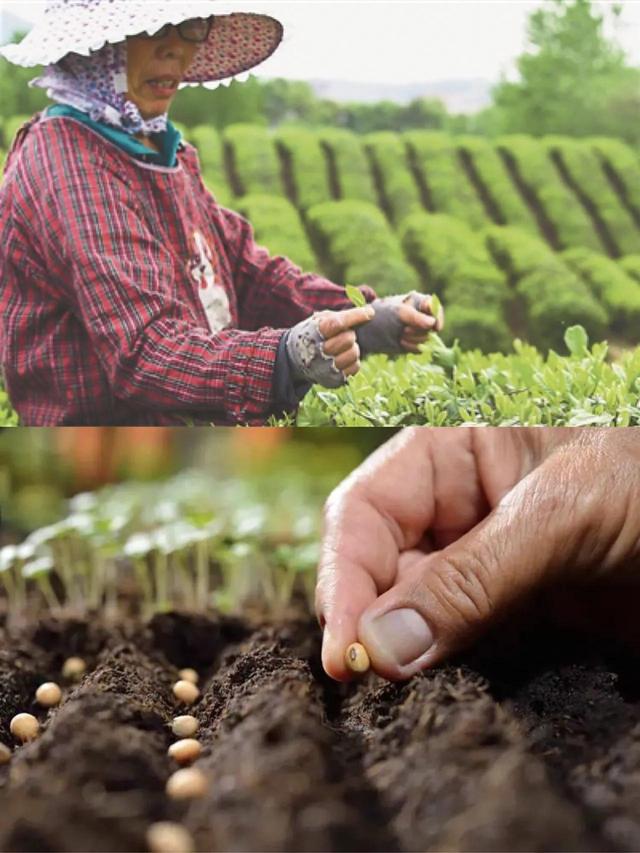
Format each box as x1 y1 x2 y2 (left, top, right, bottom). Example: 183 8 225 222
0 611 639 852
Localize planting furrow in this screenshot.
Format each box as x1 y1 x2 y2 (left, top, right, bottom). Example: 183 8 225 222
0 644 175 851
508 646 640 852
338 667 597 852
182 621 398 852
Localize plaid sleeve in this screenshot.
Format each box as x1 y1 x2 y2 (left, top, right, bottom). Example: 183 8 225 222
214 205 377 331
45 174 286 425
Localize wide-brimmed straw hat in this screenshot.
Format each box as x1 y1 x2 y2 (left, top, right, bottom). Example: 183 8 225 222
0 0 284 87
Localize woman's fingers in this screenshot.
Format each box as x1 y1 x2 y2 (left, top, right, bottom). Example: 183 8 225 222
317 306 374 340
397 302 436 331
323 330 357 357
333 349 360 373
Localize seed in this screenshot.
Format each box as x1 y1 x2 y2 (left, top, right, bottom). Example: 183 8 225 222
146 822 194 853
168 738 202 765
62 657 87 681
0 743 12 764
178 668 199 684
171 715 199 738
345 642 370 674
35 682 62 708
10 713 39 742
166 767 208 800
172 680 199 705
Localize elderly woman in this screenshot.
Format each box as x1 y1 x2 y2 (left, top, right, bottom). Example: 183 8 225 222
0 0 442 426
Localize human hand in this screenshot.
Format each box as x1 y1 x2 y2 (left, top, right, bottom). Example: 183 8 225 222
286 306 374 388
355 292 444 357
316 427 640 681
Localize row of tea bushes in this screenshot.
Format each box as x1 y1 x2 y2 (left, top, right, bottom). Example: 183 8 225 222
562 248 640 335
223 123 282 197
495 135 605 253
405 131 491 230
318 127 378 205
545 136 640 257
363 131 423 227
288 326 640 428
620 254 640 284
274 126 333 211
305 200 420 297
234 194 317 272
486 226 608 351
591 137 640 223
400 213 512 352
457 136 540 234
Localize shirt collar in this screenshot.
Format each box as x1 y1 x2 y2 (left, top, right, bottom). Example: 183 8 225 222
44 104 183 168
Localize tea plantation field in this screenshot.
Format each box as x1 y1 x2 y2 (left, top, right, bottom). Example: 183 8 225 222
3 114 640 425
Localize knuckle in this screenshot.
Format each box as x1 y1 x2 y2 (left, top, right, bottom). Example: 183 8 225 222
424 550 495 626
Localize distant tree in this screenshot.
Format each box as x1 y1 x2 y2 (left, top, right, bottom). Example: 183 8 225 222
491 0 640 143
0 31 49 130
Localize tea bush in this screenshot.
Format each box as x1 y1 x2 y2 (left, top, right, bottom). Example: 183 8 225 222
405 131 489 229
289 327 640 427
318 127 377 204
545 136 640 256
562 247 640 334
457 137 540 235
363 131 423 226
497 135 603 252
274 127 333 211
223 123 283 197
305 199 420 296
399 212 511 351
485 227 608 350
589 137 640 222
234 194 317 272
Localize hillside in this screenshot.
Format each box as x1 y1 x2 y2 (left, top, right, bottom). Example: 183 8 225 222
2 118 640 355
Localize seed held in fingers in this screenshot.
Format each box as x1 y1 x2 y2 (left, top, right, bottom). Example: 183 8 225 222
173 680 199 705
62 657 86 681
171 715 199 738
166 767 208 800
146 821 194 853
35 682 62 708
168 738 202 765
178 668 199 685
0 743 12 764
345 642 370 674
10 713 39 743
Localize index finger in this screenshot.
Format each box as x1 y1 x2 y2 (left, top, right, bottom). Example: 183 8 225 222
318 306 375 339
317 429 500 680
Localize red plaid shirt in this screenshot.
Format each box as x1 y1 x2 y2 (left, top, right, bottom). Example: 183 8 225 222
0 112 375 425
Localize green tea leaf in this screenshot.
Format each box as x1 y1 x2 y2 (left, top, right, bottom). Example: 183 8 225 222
430 294 442 318
345 284 366 308
564 325 589 358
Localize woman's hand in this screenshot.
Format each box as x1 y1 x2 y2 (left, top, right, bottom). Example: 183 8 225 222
356 292 444 357
316 427 640 681
286 306 374 388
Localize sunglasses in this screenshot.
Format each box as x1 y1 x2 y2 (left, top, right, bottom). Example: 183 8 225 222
145 18 213 43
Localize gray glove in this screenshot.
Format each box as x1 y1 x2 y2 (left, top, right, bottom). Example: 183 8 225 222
285 314 346 389
356 291 429 356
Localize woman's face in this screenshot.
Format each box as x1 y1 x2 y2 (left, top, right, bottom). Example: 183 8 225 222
126 26 201 119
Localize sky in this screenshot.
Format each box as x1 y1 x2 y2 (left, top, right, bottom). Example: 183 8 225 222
2 0 640 85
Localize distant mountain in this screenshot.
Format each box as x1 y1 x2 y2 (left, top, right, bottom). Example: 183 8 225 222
305 78 493 115
0 9 31 43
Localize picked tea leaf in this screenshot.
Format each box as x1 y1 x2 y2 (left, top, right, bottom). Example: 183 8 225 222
345 284 366 308
430 294 442 318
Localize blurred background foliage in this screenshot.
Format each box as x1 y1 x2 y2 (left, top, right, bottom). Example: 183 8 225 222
1 0 638 144
0 429 392 538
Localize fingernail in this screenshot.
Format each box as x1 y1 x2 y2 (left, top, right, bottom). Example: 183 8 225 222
368 608 434 666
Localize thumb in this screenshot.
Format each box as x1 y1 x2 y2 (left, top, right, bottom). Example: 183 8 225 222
357 451 594 680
